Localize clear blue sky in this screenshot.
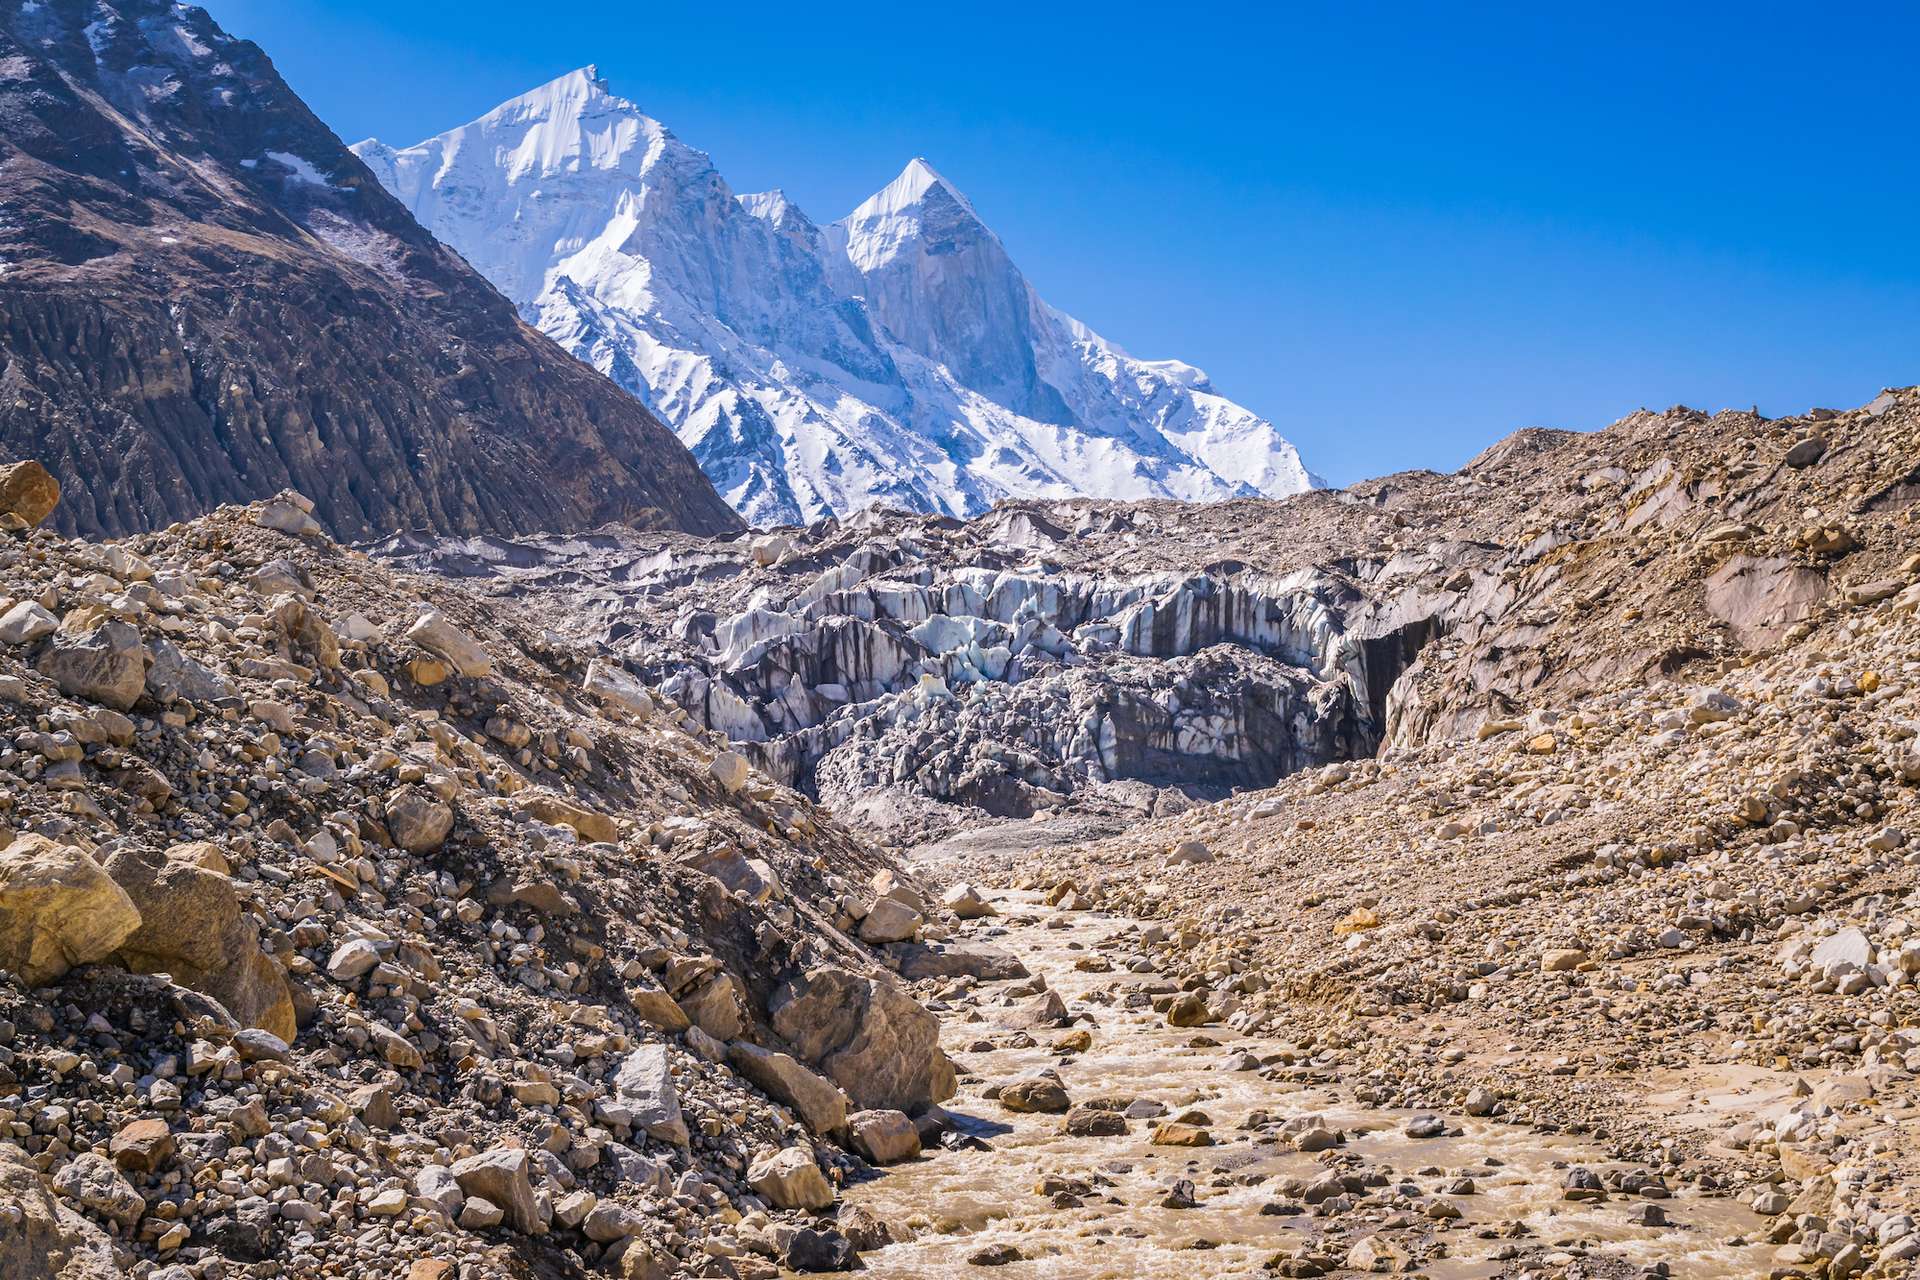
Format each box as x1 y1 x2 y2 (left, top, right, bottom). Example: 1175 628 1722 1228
203 1 1919 486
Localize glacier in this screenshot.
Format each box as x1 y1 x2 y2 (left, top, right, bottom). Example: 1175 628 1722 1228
355 68 1317 527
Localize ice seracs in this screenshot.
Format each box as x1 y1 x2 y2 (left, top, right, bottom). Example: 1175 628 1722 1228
357 69 1318 526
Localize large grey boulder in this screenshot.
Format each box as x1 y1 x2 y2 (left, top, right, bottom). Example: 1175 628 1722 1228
450 1148 543 1234
36 619 147 710
769 966 957 1112
603 1044 690 1147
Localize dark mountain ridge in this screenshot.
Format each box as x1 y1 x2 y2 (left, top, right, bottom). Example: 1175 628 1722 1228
0 0 742 540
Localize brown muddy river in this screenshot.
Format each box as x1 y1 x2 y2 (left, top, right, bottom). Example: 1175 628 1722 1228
830 890 1774 1279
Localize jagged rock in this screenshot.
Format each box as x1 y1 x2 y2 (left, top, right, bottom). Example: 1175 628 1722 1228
747 1147 834 1210
108 1119 174 1174
384 788 454 852
101 843 295 1040
144 638 236 704
856 895 921 944
941 882 996 918
450 1148 543 1234
625 984 691 1032
518 792 617 843
583 659 655 718
50 1153 144 1229
728 1041 849 1136
770 966 958 1112
0 1143 119 1278
710 750 750 793
0 601 56 645
883 941 1029 982
605 1044 690 1146
0 834 142 986
680 972 745 1041
847 1109 921 1164
405 611 493 677
0 461 59 527
36 619 147 710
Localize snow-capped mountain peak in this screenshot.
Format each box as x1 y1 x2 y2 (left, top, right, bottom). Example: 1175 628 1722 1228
358 75 1317 526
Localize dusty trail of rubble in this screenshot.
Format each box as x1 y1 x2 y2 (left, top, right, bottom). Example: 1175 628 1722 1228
843 887 1772 1279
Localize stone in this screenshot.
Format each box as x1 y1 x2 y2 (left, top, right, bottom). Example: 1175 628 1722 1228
729 1041 849 1136
385 787 454 853
785 1227 857 1272
101 842 295 1040
405 610 492 677
458 1197 504 1230
0 461 59 526
847 1109 921 1164
747 1147 834 1210
519 793 618 844
769 966 958 1111
0 1143 118 1278
857 895 921 944
680 972 745 1041
1166 993 1212 1027
328 938 382 981
1812 928 1871 977
0 601 56 644
1541 948 1586 972
1063 1105 1129 1137
0 834 142 986
36 619 147 710
607 1044 690 1147
450 1148 543 1234
583 659 654 718
626 984 692 1033
999 1076 1071 1114
710 750 750 793
1165 839 1213 866
940 882 996 918
51 1153 144 1229
109 1118 175 1173
1150 1122 1213 1147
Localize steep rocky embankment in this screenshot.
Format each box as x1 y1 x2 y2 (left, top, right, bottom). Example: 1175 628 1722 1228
0 0 739 541
375 389 1918 850
0 464 960 1279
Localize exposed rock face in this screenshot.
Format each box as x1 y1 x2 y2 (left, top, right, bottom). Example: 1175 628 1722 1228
769 966 957 1112
0 834 141 986
99 843 295 1040
0 1 739 541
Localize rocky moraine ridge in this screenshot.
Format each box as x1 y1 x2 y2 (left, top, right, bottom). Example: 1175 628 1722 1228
373 389 1918 847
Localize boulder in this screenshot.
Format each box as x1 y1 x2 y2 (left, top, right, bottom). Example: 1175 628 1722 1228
583 660 654 718
625 984 691 1033
0 461 59 527
0 601 56 645
729 1041 849 1136
857 896 921 944
0 1143 119 1278
384 787 454 853
940 882 997 919
449 1148 543 1234
882 942 1029 982
847 1110 921 1164
108 1118 174 1174
100 843 295 1041
36 619 147 710
605 1045 690 1147
144 638 235 704
0 834 142 986
747 1147 834 1210
999 1076 1071 1114
404 610 492 677
518 793 617 844
710 750 750 793
680 972 745 1041
769 966 957 1112
50 1153 144 1229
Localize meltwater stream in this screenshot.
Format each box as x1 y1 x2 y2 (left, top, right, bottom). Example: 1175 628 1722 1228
828 890 1774 1279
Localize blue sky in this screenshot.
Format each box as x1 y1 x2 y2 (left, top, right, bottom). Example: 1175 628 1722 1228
204 1 1920 486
